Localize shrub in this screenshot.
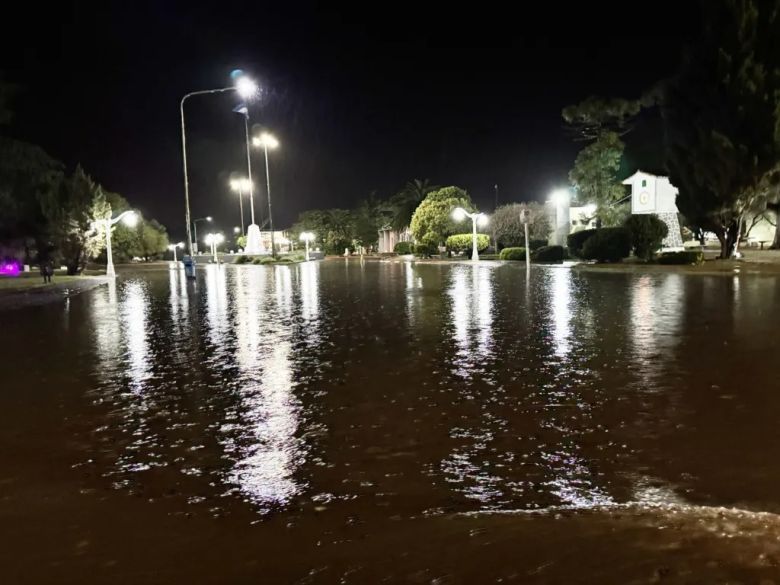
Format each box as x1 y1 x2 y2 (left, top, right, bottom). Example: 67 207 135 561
394 241 413 255
567 228 599 258
624 214 669 261
657 251 704 265
251 257 264 264
414 242 438 257
445 233 490 256
581 227 631 262
234 255 251 264
499 247 527 261
533 245 565 263
529 238 548 251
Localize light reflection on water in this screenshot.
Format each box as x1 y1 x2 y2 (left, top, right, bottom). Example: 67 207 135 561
75 262 780 521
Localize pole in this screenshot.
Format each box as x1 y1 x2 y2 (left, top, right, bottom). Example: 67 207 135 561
263 144 276 258
524 221 530 265
472 214 479 262
493 183 499 251
193 221 199 254
179 87 232 257
173 247 178 263
238 187 245 234
180 97 194 257
305 239 310 261
105 219 115 278
244 115 256 225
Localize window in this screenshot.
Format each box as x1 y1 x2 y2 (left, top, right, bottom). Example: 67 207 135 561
641 179 647 187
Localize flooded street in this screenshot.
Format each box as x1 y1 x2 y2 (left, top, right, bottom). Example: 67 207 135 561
2 260 780 583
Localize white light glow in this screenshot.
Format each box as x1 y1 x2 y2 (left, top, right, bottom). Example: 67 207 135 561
299 231 315 243
550 189 570 206
122 211 138 227
253 132 279 149
477 213 489 227
235 76 258 99
452 207 467 222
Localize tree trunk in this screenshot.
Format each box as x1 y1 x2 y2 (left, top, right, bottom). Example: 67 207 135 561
718 220 741 259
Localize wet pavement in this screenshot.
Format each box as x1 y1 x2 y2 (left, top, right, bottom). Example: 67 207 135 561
1 260 779 583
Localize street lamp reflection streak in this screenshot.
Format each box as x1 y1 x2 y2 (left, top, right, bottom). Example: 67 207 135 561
227 266 303 510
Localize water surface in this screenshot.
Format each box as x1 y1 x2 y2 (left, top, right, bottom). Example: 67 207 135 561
2 260 779 582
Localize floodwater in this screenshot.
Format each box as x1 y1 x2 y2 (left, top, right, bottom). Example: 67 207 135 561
2 260 780 583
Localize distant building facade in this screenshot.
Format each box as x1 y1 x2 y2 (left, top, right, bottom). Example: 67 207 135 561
378 225 412 253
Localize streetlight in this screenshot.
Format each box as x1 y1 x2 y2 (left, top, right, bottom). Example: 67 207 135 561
299 232 315 261
252 132 279 258
452 207 488 261
102 209 138 278
230 177 252 235
168 242 184 263
204 233 225 263
192 216 212 253
179 72 258 257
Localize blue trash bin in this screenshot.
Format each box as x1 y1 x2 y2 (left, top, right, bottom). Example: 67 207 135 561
182 255 196 279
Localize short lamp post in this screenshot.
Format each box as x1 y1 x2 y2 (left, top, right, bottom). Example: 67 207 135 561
299 232 315 261
518 204 533 264
193 216 212 254
104 209 138 278
204 233 224 263
452 207 488 262
168 242 184 263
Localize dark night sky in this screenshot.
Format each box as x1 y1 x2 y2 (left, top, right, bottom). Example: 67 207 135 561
2 2 700 240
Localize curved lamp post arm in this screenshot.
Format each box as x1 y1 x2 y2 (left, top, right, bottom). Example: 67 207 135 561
180 86 235 256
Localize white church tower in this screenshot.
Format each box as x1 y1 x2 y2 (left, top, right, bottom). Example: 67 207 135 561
622 170 684 249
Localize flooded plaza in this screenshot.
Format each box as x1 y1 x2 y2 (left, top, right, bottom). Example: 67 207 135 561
2 259 780 583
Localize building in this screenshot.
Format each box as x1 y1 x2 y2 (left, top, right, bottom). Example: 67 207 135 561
378 225 412 253
622 170 684 249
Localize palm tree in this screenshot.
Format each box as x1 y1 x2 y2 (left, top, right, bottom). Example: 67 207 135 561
389 179 438 231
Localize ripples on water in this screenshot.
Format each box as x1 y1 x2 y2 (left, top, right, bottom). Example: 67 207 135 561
79 261 780 525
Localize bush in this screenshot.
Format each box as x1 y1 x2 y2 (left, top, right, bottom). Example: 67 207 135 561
533 245 565 263
625 214 669 261
567 229 598 258
414 242 438 257
499 247 527 261
529 238 548 251
657 251 704 265
394 241 413 255
445 233 490 256
234 255 251 264
581 227 631 262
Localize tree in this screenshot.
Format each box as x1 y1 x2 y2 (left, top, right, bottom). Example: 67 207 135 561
40 166 108 274
568 131 628 227
492 202 551 248
661 0 780 258
624 214 669 261
0 137 64 257
353 192 391 250
409 186 473 246
562 96 646 141
136 219 169 261
291 209 356 255
388 179 439 231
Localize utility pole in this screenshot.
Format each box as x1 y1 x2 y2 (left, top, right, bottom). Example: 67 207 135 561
493 184 499 251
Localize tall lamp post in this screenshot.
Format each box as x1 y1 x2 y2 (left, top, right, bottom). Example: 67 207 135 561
230 177 251 235
204 233 224 263
299 232 315 261
179 73 258 257
452 207 489 262
102 209 138 278
252 132 279 257
192 216 212 253
168 242 184 263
